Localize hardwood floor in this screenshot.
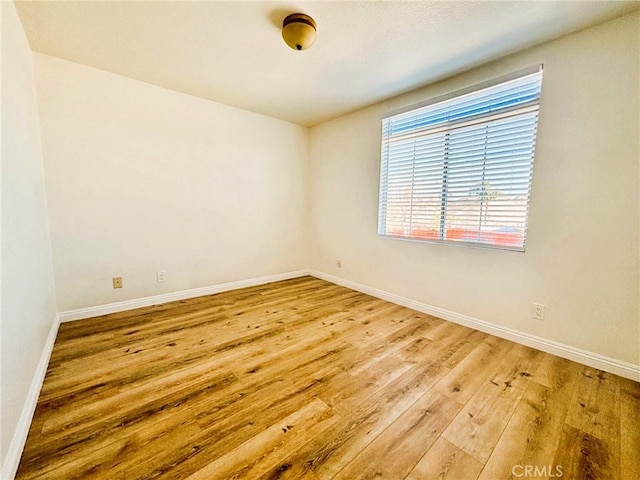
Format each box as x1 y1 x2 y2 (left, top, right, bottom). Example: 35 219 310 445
16 276 640 479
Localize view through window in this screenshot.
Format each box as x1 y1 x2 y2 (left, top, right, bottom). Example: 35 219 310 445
378 66 543 251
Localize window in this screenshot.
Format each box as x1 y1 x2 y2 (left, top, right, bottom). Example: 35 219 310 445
378 66 543 251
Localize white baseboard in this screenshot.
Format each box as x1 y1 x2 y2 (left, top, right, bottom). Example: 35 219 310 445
1 316 60 480
58 270 311 322
310 270 640 382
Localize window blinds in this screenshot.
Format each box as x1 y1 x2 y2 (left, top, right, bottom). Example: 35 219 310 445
378 66 543 251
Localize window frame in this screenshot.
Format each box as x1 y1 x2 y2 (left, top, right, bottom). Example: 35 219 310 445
377 65 543 252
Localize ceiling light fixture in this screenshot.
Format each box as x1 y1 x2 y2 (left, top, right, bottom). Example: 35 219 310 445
282 13 317 51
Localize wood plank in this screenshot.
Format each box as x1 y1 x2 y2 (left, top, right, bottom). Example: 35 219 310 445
564 366 621 478
620 377 640 480
21 408 202 480
441 369 525 462
405 437 483 480
262 357 453 480
565 367 621 438
117 366 339 479
183 399 338 480
553 424 616 480
433 336 514 404
16 277 636 480
346 315 439 375
423 319 474 342
478 376 576 480
20 367 236 472
332 390 461 479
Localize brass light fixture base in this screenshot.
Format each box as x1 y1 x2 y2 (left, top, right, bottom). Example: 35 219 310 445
282 13 317 51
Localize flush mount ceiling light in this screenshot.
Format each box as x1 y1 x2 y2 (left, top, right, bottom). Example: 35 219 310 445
282 13 317 51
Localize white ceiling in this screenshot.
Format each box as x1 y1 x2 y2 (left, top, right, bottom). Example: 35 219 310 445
15 0 639 126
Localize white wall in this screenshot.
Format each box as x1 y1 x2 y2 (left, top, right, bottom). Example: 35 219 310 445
0 1 58 470
308 12 639 365
33 53 309 312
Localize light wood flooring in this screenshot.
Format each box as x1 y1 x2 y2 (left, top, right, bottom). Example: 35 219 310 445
17 276 640 479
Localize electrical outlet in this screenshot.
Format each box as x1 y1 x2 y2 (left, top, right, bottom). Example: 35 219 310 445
112 277 123 289
157 270 167 283
532 303 546 320
336 260 342 268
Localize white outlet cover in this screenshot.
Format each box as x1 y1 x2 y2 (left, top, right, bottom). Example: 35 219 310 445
532 303 546 320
